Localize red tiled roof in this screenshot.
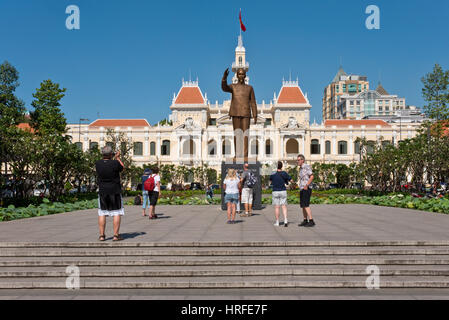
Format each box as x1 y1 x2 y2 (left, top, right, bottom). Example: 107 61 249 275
17 123 35 133
325 120 390 127
431 120 449 137
89 119 150 127
277 86 307 104
174 87 205 104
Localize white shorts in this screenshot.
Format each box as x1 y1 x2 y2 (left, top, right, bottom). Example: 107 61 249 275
241 188 253 204
272 190 287 206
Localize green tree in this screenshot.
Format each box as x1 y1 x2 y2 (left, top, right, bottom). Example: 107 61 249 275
30 80 67 135
105 129 134 190
33 135 84 201
3 128 37 198
0 61 26 176
335 164 351 188
422 64 449 121
0 61 25 127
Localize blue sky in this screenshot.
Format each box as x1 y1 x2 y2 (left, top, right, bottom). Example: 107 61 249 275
1 0 448 125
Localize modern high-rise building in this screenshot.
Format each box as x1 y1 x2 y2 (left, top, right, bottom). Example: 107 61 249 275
336 82 410 120
322 67 369 120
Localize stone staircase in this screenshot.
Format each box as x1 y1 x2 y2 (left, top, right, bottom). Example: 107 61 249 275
0 241 449 289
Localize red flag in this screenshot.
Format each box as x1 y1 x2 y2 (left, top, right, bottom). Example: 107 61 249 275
239 9 246 32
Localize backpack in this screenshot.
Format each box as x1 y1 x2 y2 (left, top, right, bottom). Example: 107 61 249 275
144 174 155 191
133 195 142 205
246 172 257 188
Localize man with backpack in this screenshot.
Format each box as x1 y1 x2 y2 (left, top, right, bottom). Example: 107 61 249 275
143 167 161 220
141 168 152 217
240 163 256 217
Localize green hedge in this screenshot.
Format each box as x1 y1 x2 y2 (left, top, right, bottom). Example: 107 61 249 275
1 192 99 208
126 196 221 206
262 194 449 214
0 198 98 222
125 190 221 197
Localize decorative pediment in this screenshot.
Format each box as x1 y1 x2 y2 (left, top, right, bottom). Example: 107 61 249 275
281 117 305 130
175 117 201 130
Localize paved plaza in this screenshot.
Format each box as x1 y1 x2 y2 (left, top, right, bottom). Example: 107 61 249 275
1 204 449 300
1 204 449 243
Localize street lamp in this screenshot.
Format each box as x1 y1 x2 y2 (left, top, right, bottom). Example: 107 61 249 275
79 118 89 148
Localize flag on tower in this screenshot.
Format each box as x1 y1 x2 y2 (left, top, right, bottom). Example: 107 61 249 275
239 9 246 32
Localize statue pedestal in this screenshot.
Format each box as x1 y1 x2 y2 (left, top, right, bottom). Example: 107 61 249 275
221 160 262 211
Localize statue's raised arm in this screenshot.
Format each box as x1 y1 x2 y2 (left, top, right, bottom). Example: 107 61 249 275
221 68 232 93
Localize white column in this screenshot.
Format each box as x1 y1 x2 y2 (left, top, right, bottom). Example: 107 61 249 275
177 136 181 158
218 134 223 160
301 135 305 155
196 135 201 161
332 131 337 155
259 137 264 159
349 132 354 155
156 134 161 157
320 132 325 157
280 135 284 158
144 131 149 156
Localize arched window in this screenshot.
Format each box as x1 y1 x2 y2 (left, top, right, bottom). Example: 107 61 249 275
338 141 347 155
239 56 242 66
354 141 361 154
382 140 391 149
133 142 143 156
89 142 98 150
161 140 170 155
208 140 217 156
183 138 195 155
366 140 375 154
286 139 299 155
265 139 273 156
150 142 156 156
250 140 259 155
310 139 320 155
325 141 331 154
222 139 231 155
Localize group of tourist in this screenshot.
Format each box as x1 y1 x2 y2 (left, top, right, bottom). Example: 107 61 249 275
95 146 315 241
222 154 315 227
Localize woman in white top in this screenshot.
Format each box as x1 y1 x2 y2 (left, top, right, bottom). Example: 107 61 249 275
223 168 240 224
148 167 161 220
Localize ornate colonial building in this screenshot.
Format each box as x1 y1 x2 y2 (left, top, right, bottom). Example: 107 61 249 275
67 35 423 172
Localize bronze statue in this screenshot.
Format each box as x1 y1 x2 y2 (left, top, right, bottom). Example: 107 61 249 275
221 67 257 160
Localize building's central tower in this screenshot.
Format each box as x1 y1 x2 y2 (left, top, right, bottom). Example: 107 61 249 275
231 35 249 84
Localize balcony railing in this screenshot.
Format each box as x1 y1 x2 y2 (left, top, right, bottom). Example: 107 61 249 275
232 62 249 70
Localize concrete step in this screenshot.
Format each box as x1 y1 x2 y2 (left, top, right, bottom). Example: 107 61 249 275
2 241 448 290
2 264 448 272
3 247 449 257
1 277 449 289
1 268 448 278
1 241 449 248
1 256 449 267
